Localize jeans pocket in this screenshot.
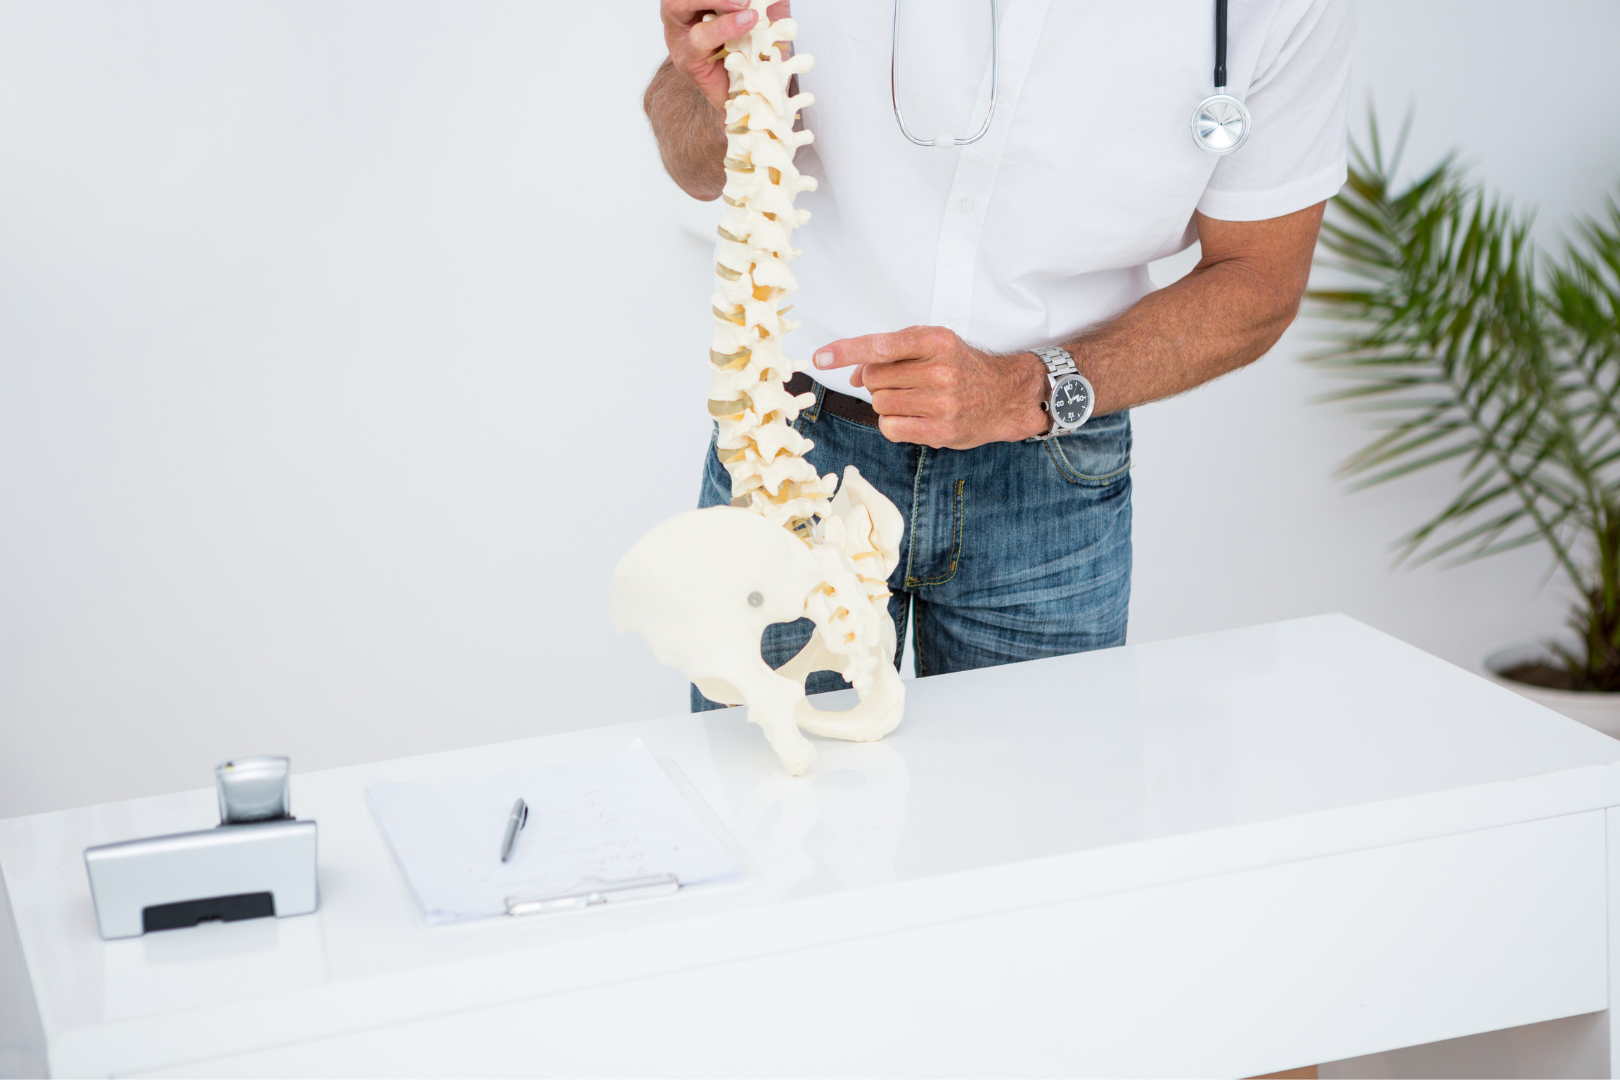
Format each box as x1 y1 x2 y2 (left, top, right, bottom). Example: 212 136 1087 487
1046 410 1132 486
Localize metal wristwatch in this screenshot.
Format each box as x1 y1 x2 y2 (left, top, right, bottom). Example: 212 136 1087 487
1032 345 1094 440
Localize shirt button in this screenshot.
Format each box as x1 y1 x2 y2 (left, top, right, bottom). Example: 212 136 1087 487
960 198 974 213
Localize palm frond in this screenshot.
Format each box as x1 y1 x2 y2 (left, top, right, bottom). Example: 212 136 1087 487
1307 118 1620 687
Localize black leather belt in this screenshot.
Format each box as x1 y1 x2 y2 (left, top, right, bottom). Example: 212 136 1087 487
786 371 881 429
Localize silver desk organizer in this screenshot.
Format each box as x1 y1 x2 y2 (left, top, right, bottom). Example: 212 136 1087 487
83 756 319 939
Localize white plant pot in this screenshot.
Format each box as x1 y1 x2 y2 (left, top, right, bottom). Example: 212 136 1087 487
1484 643 1620 740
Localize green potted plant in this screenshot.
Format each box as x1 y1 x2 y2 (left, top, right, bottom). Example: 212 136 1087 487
1309 119 1620 734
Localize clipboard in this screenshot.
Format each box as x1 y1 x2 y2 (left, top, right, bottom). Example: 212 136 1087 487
365 740 745 925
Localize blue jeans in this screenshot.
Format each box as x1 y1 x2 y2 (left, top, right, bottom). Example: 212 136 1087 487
691 384 1132 711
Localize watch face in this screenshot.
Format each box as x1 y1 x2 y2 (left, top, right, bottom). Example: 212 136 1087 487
1053 375 1092 428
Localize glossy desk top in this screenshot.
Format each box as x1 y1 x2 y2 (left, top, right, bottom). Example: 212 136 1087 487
5 615 1620 1075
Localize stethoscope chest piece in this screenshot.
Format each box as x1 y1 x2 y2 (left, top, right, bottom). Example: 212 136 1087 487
1191 92 1250 155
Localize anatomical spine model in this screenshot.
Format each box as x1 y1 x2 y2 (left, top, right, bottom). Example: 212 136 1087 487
610 1 905 775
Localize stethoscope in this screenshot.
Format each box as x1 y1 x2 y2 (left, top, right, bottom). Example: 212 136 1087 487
1189 0 1250 154
891 0 1250 155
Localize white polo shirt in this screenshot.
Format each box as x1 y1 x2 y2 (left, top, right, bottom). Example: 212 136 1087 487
789 0 1355 402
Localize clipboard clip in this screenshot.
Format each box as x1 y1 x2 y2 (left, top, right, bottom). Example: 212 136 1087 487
505 873 680 917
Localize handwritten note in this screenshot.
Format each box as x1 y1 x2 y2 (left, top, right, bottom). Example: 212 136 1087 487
365 740 742 923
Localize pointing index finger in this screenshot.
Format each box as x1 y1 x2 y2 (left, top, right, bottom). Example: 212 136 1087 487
813 326 942 370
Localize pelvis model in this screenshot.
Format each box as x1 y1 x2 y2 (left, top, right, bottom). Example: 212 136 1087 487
610 1 906 775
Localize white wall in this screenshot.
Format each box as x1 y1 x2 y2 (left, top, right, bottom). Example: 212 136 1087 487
2 1 1616 819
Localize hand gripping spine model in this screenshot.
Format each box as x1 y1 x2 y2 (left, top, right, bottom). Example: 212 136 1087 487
610 2 906 776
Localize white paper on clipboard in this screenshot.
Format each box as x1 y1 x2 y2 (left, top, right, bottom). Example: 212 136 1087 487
365 739 743 924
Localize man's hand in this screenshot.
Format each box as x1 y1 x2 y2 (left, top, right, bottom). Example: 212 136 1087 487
648 2 791 199
813 328 1050 449
660 0 784 111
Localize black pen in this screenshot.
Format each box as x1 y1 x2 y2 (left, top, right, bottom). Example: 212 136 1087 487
499 798 528 863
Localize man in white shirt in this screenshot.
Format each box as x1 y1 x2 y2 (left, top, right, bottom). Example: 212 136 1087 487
647 0 1353 704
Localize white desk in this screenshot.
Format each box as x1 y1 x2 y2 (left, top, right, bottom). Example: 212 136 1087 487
5 614 1620 1078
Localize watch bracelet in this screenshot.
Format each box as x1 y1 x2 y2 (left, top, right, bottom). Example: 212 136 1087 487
1032 345 1081 441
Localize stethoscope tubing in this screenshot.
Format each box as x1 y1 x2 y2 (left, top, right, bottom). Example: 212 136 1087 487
890 0 998 148
890 0 1248 156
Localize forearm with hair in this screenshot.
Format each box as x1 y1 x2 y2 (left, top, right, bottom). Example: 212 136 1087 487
1058 205 1323 416
1063 262 1295 416
644 59 728 201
